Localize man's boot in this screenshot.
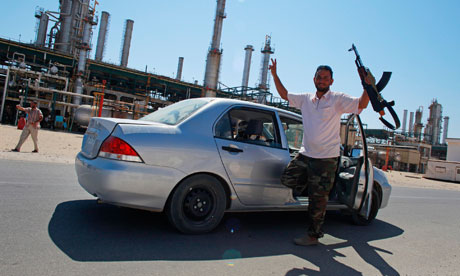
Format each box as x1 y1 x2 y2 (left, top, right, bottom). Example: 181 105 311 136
293 234 319 246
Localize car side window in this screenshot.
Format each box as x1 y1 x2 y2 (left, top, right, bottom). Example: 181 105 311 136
214 113 233 139
280 116 303 152
214 107 282 148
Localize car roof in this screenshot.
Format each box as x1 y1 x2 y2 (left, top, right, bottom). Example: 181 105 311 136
205 97 301 119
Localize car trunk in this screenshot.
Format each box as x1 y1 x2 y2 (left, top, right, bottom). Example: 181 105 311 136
80 117 157 159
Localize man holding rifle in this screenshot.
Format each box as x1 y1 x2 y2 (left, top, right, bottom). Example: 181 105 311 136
270 59 370 246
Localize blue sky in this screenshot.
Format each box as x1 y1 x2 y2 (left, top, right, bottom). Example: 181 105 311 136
2 0 459 139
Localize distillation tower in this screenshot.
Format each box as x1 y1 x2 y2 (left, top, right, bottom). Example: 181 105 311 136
258 35 274 91
414 106 423 140
424 99 443 145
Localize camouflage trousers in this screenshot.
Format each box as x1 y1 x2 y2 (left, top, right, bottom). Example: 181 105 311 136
281 153 338 238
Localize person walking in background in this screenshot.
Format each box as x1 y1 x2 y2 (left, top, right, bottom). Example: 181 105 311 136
270 59 370 246
11 100 43 153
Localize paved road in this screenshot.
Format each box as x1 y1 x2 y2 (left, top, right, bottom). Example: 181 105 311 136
1 159 460 276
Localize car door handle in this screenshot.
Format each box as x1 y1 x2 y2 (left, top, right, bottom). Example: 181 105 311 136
222 146 243 153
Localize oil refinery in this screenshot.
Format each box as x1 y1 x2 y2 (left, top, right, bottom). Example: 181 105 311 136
0 0 287 130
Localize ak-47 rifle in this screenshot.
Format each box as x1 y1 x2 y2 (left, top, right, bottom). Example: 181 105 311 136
349 44 400 130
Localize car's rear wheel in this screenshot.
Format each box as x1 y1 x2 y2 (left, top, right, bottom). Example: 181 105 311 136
351 189 380 226
166 175 226 234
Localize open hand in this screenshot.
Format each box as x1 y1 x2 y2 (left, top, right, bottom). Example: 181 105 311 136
269 58 277 75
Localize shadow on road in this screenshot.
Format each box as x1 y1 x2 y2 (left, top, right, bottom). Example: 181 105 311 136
49 200 403 275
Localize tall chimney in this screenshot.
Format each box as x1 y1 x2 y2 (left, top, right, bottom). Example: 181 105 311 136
203 0 226 96
95 11 110 62
241 45 254 94
120 19 134 67
409 111 414 137
442 116 449 144
401 109 408 135
176 57 184 80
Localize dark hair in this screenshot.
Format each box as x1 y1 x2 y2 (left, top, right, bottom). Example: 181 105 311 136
315 65 333 79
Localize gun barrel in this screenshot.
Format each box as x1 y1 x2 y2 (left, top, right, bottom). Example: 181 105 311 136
349 44 364 68
348 43 357 52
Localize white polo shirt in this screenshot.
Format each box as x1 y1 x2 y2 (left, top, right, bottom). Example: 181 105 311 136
288 91 360 158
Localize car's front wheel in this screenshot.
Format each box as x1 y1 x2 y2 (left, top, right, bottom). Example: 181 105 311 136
351 189 380 226
166 175 226 234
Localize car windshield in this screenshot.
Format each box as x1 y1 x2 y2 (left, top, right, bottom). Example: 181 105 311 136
139 98 210 125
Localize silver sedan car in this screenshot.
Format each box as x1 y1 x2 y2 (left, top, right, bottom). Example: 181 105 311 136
75 98 391 233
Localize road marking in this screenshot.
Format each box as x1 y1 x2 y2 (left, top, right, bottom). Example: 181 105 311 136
392 195 460 200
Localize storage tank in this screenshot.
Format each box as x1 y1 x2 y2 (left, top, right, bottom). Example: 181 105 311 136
74 105 114 126
120 19 134 67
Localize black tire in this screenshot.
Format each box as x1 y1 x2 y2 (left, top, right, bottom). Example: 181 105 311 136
351 189 380 226
166 175 226 234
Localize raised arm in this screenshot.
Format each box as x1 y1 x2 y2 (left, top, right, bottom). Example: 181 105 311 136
358 89 369 109
269 59 289 101
16 105 26 112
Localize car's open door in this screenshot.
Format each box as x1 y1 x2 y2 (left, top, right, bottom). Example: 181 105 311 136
336 114 374 218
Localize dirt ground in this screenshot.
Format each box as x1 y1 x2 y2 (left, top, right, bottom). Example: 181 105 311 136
1 124 459 191
0 124 82 164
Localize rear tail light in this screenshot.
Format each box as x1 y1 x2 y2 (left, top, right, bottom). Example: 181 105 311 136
99 136 143 162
